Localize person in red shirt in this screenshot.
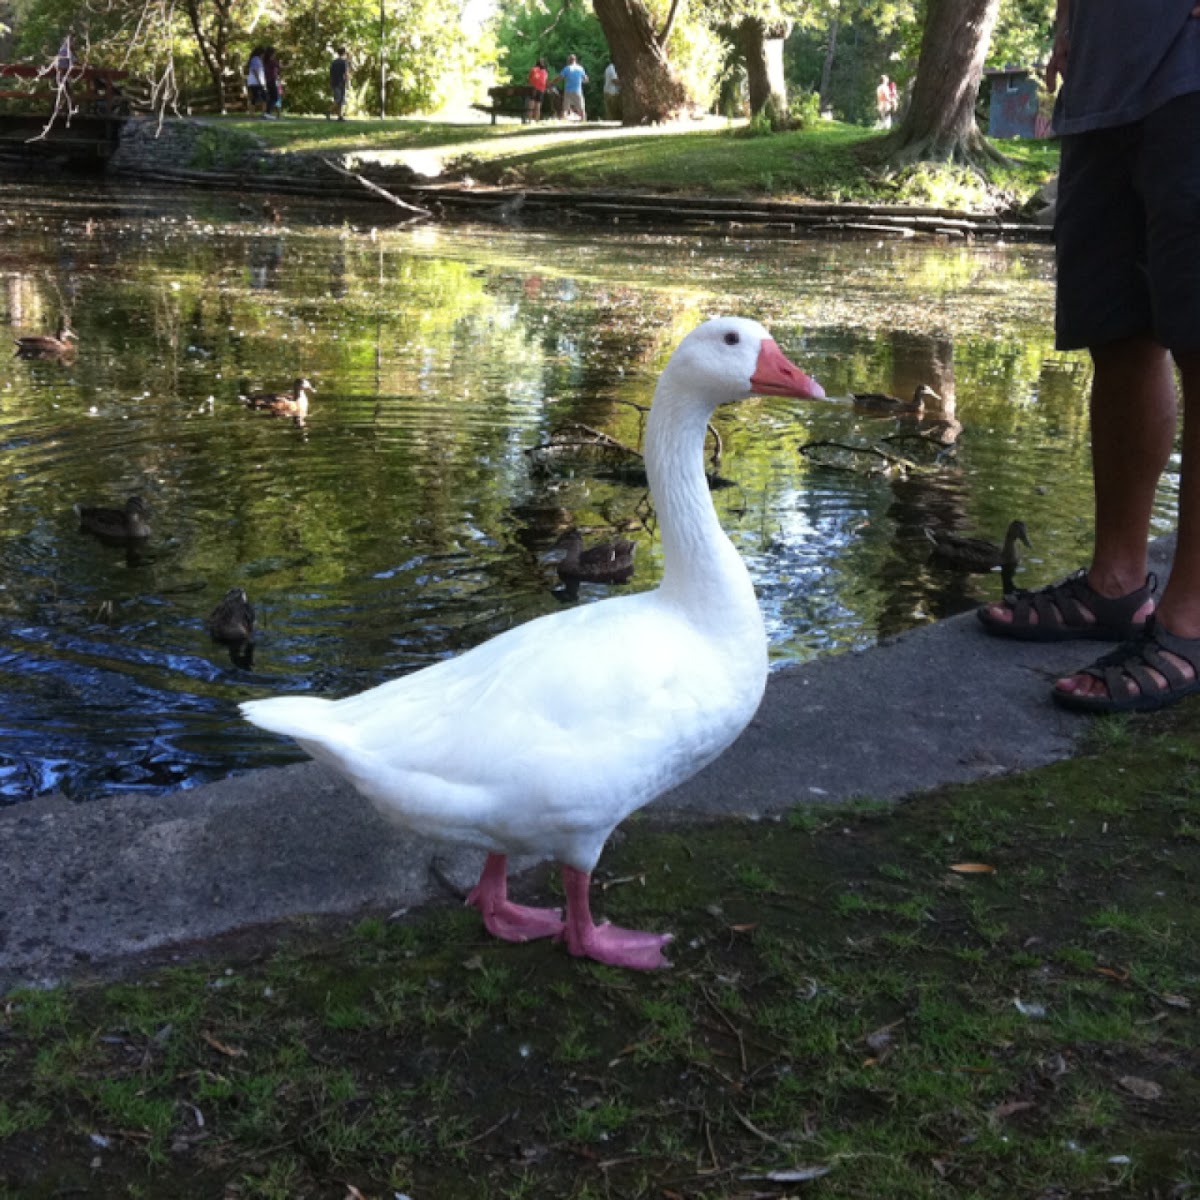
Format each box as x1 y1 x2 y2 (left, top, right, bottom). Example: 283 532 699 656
526 59 548 121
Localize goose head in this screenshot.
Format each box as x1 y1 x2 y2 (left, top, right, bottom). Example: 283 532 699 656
657 317 825 414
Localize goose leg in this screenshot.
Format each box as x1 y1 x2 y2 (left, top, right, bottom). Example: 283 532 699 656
466 853 564 941
559 865 673 970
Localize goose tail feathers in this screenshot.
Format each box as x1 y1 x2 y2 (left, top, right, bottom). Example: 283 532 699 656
240 696 344 745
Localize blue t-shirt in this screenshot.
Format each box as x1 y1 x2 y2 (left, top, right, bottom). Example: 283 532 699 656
560 63 587 95
1054 0 1200 133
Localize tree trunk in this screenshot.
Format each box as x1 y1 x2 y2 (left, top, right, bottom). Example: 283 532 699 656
738 17 791 120
182 0 233 112
592 0 689 124
884 0 1005 171
818 18 838 112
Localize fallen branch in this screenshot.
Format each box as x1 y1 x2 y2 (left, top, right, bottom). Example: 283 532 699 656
321 157 432 218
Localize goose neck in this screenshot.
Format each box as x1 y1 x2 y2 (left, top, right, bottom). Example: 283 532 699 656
644 385 748 608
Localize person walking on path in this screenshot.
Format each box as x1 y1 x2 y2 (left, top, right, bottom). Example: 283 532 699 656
526 58 548 121
875 74 896 128
554 54 588 121
263 48 282 118
328 47 350 121
246 47 268 116
603 61 621 121
979 0 1200 714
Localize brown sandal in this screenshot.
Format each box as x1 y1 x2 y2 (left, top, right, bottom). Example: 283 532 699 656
1053 620 1200 713
977 569 1155 642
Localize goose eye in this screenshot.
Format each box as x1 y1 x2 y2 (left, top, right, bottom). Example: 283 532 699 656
723 332 740 346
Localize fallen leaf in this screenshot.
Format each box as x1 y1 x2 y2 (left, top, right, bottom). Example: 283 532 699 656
742 1166 831 1183
200 1031 244 1058
950 862 996 874
865 1020 902 1053
990 1099 1036 1120
1158 993 1191 1009
1118 1075 1162 1101
1095 966 1130 982
1013 998 1047 1019
728 923 758 933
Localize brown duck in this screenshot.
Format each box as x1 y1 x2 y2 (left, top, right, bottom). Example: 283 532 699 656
554 529 637 586
75 496 151 541
208 587 256 644
240 377 314 420
926 519 1031 573
851 383 940 415
15 323 77 357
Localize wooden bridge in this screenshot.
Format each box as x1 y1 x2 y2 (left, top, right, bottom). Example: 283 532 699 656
0 63 131 161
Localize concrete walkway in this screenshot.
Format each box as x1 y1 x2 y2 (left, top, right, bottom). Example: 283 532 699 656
0 537 1175 992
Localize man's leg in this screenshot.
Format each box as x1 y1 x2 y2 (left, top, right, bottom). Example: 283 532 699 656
1055 347 1200 703
983 333 1172 635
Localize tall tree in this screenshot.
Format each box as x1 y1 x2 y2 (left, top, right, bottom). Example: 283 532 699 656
737 15 791 118
180 0 238 108
591 0 688 123
884 0 1004 167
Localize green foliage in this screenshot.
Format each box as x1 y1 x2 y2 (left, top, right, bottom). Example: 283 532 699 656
788 86 822 129
188 125 259 170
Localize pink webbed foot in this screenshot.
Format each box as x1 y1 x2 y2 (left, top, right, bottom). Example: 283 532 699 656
563 921 674 970
559 865 673 970
466 853 564 943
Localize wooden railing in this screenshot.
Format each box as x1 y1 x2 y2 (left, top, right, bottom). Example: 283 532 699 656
0 62 134 159
0 62 132 115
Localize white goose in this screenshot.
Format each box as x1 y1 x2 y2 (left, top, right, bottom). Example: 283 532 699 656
240 318 824 969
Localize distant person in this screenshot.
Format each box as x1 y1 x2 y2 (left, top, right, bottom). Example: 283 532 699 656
246 47 267 116
553 54 588 121
603 61 621 120
526 58 548 121
329 46 350 121
263 48 280 118
876 74 896 128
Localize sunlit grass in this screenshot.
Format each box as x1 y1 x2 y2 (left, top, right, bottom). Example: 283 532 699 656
191 114 1059 208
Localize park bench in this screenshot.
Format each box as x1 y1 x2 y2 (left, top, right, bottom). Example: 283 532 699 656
472 85 533 124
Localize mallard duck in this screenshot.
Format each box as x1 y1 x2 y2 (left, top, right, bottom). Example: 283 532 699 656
926 519 1031 573
241 317 825 970
240 378 314 420
851 383 940 415
15 323 77 357
208 587 255 645
554 529 637 586
74 495 151 541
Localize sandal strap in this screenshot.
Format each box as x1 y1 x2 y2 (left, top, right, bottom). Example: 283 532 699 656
1081 619 1200 695
1003 569 1155 631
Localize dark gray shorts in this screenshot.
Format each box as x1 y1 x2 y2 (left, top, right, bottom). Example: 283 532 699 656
1056 90 1200 353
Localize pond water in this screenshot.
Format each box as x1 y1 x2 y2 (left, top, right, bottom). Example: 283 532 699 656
0 180 1180 803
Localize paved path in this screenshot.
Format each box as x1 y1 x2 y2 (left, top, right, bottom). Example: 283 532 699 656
0 537 1175 991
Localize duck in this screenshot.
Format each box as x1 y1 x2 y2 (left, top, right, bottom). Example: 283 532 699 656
74 495 151 541
925 518 1031 573
851 383 939 415
263 199 281 223
15 323 77 357
240 378 314 420
553 529 637 586
240 317 825 970
208 587 255 644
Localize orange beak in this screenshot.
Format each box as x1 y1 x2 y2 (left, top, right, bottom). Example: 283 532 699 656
750 338 825 399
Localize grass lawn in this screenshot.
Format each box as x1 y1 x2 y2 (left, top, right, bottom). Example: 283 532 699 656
197 113 1060 209
2 705 1197 1198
